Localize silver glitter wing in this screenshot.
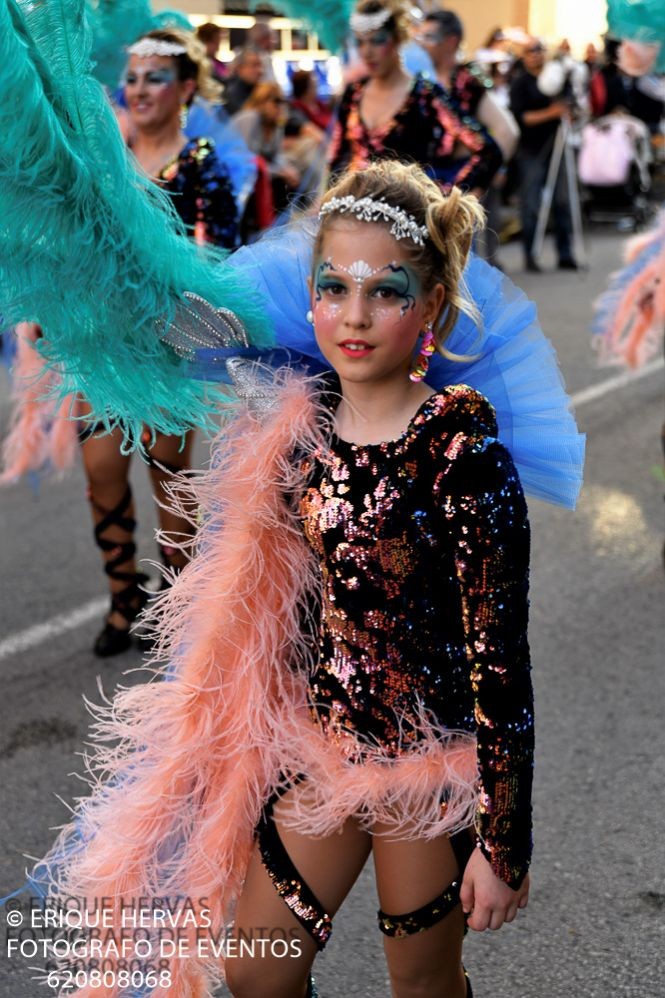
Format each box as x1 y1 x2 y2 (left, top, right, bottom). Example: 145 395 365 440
225 357 281 417
161 292 283 418
159 292 250 360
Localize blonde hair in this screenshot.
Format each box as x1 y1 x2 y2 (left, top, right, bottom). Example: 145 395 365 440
316 162 486 356
243 82 284 110
138 28 222 104
354 0 412 45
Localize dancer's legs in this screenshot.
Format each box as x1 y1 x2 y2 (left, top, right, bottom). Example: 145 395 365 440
228 787 372 998
79 417 153 655
372 821 468 998
80 423 196 654
80 424 137 631
145 430 195 577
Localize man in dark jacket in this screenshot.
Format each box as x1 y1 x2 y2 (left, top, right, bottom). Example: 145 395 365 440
510 39 577 271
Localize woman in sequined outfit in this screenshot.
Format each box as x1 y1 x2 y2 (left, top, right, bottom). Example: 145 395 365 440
215 161 531 998
81 28 240 656
328 0 503 196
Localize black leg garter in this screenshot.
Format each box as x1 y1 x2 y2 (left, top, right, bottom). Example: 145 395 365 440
377 829 474 938
377 880 462 937
256 793 333 951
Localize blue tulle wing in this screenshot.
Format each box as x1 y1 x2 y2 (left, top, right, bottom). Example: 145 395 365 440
440 258 585 509
219 222 584 509
1 322 17 369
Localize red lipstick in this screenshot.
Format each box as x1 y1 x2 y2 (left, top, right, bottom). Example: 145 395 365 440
339 340 375 358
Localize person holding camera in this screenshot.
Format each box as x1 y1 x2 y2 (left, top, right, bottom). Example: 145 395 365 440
509 39 578 272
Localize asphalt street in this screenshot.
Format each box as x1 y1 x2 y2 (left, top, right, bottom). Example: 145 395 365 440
0 230 663 998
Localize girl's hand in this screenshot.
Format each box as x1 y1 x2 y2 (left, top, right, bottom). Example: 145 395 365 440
460 848 529 931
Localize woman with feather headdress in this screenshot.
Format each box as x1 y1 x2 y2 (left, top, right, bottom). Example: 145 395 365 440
80 26 243 657
0 14 250 657
328 0 503 196
592 0 664 373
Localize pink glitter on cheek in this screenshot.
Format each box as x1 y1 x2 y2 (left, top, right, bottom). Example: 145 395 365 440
314 300 343 333
312 300 343 360
371 301 411 326
370 302 422 345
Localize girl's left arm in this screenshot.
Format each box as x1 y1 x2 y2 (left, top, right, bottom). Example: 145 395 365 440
440 436 534 892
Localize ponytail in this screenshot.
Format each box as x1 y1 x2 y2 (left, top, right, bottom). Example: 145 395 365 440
425 186 485 346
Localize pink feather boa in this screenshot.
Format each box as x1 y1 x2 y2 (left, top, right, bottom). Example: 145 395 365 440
40 369 478 996
594 210 665 369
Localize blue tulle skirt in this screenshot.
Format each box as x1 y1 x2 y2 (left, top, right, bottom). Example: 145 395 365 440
203 221 585 509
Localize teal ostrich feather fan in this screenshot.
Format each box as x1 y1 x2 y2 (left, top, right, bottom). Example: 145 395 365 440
607 0 665 71
0 0 271 444
249 0 355 53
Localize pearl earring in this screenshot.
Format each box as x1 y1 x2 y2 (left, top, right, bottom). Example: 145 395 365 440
306 309 314 324
409 323 436 383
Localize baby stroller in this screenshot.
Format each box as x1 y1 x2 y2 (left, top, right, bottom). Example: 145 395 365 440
578 114 653 229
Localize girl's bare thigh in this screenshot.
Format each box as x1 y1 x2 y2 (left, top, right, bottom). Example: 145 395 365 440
227 787 372 998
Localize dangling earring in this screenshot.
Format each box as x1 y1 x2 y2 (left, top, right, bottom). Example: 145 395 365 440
306 309 314 325
180 104 188 128
410 323 436 383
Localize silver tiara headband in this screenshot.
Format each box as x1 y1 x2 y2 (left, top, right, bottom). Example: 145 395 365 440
319 195 429 246
128 39 187 58
349 8 393 34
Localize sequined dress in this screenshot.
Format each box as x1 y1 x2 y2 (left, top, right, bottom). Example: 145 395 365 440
300 384 533 889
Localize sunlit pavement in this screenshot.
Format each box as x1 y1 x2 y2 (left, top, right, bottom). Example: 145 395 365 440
1 228 663 997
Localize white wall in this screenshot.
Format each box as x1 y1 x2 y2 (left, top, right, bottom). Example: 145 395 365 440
529 0 608 51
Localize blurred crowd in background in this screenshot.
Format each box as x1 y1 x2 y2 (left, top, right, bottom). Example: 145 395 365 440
170 5 665 268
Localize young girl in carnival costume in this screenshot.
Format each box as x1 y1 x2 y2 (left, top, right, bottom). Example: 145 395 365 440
12 161 583 998
226 163 531 998
0 4 583 995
